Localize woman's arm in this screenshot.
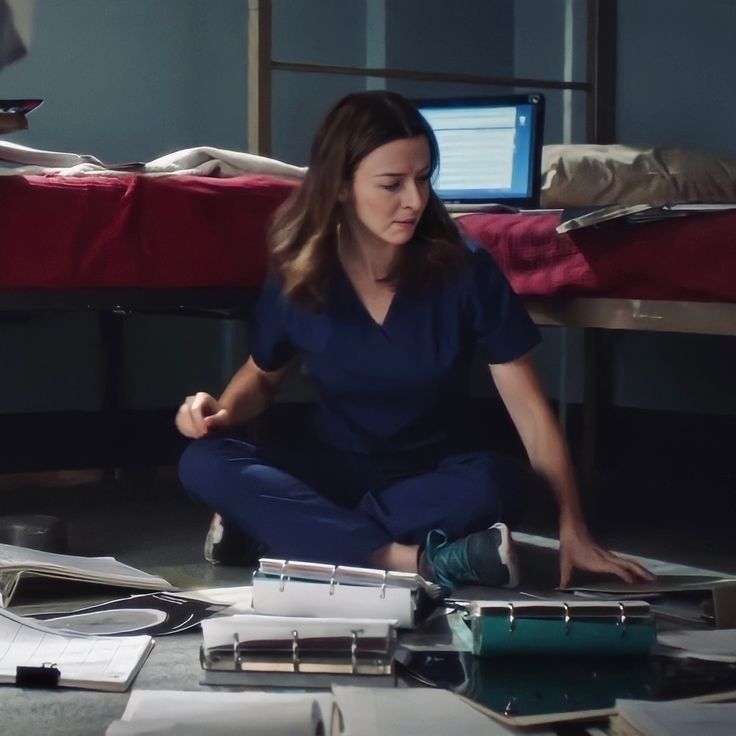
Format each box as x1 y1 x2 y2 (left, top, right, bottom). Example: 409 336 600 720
175 357 294 438
489 353 653 586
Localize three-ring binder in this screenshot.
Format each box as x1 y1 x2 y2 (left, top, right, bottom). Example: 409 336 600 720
251 558 442 629
200 615 398 687
465 599 656 657
205 627 394 676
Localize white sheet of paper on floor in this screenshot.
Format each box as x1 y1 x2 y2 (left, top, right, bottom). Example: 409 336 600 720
612 699 736 736
657 628 736 662
331 686 528 736
105 689 337 736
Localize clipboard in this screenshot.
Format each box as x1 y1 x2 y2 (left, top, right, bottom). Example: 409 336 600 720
465 599 656 657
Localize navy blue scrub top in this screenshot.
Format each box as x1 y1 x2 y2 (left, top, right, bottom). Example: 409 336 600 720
251 241 541 473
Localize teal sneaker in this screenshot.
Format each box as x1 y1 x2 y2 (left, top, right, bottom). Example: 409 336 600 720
422 522 519 594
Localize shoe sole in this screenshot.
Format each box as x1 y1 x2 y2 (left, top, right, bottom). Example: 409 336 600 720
491 522 519 588
203 513 224 564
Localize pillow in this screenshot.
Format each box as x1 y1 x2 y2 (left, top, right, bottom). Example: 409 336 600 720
540 144 736 208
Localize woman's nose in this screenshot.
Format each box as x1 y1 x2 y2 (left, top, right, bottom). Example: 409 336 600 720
402 182 422 209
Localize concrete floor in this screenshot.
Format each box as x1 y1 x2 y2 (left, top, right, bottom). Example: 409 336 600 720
0 468 734 736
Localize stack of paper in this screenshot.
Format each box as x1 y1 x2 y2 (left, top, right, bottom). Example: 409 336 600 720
0 542 176 606
610 699 736 736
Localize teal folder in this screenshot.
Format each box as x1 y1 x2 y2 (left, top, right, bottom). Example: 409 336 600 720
465 599 656 657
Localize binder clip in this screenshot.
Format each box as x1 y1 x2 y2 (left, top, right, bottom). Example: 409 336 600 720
16 663 61 688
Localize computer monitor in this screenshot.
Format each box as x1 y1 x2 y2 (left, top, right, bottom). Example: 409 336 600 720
415 93 545 208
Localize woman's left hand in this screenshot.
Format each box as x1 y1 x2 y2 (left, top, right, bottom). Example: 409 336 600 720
558 523 655 588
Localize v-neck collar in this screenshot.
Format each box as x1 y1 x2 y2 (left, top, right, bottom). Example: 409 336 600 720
335 262 400 331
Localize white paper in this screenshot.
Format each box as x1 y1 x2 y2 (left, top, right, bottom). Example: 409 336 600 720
0 607 152 691
253 575 414 626
201 614 395 650
0 542 174 606
657 628 736 662
332 686 516 735
616 699 736 736
40 608 167 636
110 690 333 736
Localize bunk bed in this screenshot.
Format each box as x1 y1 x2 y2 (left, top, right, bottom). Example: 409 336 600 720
2 0 734 494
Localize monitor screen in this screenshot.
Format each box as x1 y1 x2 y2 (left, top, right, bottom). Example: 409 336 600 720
415 94 545 207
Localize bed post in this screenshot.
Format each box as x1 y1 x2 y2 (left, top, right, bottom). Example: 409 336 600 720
582 0 618 521
248 0 272 156
586 0 617 144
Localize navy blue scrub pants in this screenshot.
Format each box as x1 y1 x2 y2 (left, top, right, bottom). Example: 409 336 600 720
179 436 529 567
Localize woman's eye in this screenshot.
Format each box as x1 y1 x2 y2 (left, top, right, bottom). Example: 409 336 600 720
381 182 401 191
417 175 430 185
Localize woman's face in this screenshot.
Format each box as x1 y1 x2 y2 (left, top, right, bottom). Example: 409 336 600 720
342 135 431 249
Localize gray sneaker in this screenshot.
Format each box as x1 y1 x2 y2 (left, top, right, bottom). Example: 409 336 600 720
204 513 266 566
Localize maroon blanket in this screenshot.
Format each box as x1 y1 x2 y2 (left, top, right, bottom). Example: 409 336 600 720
458 212 736 302
2 173 734 302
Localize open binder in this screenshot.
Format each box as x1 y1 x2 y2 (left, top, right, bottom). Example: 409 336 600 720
251 558 442 629
465 599 656 657
200 614 397 688
0 542 175 607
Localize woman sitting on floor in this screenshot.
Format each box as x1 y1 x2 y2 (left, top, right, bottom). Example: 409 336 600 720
176 90 652 592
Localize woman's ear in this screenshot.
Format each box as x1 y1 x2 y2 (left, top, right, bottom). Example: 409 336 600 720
337 181 351 204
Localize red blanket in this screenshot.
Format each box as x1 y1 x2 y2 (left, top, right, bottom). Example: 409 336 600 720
1 174 297 289
2 173 734 302
458 212 736 302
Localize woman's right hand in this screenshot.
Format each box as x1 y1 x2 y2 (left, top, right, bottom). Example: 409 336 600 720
175 392 231 438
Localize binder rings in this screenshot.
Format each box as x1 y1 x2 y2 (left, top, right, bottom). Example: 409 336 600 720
252 558 442 629
465 599 656 657
200 614 397 688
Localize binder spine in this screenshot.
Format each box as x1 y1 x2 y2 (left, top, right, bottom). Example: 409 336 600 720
206 628 395 676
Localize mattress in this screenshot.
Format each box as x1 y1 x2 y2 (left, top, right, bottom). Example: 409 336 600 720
2 173 734 304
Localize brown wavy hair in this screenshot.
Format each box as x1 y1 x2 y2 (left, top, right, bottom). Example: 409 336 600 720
270 90 466 309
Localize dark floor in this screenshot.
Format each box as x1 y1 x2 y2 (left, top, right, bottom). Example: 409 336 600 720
1 458 734 606
1 400 735 588
1 449 734 736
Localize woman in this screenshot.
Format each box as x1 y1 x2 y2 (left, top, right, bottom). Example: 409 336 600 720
177 91 652 592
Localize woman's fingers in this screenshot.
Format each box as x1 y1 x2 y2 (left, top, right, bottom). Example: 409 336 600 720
175 393 219 438
203 408 229 429
190 392 217 435
560 542 656 587
602 550 655 582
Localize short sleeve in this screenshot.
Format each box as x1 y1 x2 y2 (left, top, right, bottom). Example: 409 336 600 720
464 244 541 364
250 276 298 372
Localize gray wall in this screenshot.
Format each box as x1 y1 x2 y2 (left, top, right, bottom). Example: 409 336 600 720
617 0 736 153
1 0 248 162
1 0 735 417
